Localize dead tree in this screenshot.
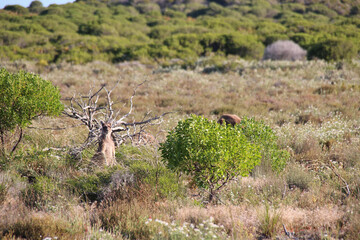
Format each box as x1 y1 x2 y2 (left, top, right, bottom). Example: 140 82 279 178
63 81 171 165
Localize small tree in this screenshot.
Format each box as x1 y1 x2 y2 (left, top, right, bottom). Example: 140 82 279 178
160 115 289 202
0 68 63 155
28 1 44 13
160 115 262 202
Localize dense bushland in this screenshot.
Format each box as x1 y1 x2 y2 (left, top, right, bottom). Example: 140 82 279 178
0 0 359 65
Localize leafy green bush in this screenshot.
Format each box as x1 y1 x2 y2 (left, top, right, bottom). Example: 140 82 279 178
123 157 184 200
307 4 338 18
28 1 44 13
199 33 264 59
4 5 29 15
308 37 358 61
0 0 358 64
160 115 262 202
78 21 103 36
0 69 63 155
237 117 289 175
67 169 115 201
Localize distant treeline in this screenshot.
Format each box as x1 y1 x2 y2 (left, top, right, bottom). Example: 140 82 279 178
0 0 359 65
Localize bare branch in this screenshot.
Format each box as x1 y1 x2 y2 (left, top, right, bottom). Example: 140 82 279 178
328 161 351 197
10 128 23 154
121 111 174 126
89 84 106 101
28 123 84 130
115 80 147 126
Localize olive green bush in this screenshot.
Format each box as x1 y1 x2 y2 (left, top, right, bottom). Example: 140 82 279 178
160 115 290 202
308 38 358 61
160 117 257 202
0 68 63 155
0 0 359 64
4 5 29 15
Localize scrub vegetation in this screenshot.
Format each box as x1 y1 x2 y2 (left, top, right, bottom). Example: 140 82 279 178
0 0 359 65
0 59 359 239
1 0 360 239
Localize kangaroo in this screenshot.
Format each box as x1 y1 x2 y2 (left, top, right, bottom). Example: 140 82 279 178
92 121 116 166
217 114 241 126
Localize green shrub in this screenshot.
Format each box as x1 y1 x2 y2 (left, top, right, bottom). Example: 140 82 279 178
67 169 116 201
308 37 358 61
200 33 264 59
307 4 338 18
290 33 316 49
148 25 174 39
286 164 313 191
282 3 306 14
0 69 63 155
238 117 289 175
23 176 58 208
160 115 262 202
4 5 29 15
263 34 289 46
135 3 161 15
78 21 102 36
123 157 185 200
256 21 287 37
0 30 23 46
39 6 64 16
28 1 44 13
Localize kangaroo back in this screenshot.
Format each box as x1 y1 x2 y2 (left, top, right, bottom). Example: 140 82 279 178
217 114 241 126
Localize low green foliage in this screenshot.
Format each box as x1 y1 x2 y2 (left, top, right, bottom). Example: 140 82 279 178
0 68 63 155
119 145 186 200
160 115 262 202
238 117 289 175
308 38 359 61
0 0 359 63
23 175 58 209
0 68 63 132
286 164 313 191
67 168 116 201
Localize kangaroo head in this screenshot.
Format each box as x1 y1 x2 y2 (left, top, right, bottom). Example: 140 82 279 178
101 121 112 134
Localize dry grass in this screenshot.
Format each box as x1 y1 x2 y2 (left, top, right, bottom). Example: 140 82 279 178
0 59 359 239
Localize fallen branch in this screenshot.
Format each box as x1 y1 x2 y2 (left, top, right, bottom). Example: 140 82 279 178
328 161 351 197
283 224 294 238
28 123 84 130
